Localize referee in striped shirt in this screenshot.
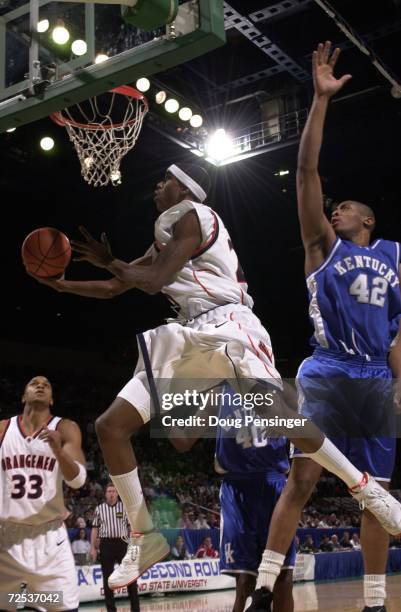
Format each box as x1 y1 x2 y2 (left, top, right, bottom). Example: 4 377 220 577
91 482 140 611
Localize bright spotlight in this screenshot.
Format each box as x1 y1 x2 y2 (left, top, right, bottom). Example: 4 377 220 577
52 25 70 45
71 39 87 56
165 98 180 113
136 78 151 93
37 19 49 33
40 136 55 151
6 127 16 133
190 114 203 128
179 107 193 121
155 91 167 104
95 53 109 64
206 129 234 162
275 170 290 177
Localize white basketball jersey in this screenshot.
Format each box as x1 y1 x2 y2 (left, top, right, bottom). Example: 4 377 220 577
0 415 68 525
151 200 254 319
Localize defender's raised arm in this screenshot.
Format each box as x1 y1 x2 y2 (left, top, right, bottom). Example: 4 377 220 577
297 42 352 274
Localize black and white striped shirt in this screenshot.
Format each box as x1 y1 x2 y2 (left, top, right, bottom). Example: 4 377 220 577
92 501 129 539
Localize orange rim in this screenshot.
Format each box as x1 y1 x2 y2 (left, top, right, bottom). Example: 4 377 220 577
50 85 148 131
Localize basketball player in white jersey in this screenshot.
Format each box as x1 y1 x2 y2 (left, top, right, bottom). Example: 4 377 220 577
0 376 86 610
29 163 401 591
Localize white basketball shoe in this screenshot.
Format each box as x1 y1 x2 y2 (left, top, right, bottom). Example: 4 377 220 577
108 531 170 589
350 473 401 536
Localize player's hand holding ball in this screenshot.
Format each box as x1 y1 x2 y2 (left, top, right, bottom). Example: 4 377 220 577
71 225 114 269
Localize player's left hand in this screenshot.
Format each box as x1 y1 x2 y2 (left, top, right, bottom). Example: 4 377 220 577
38 427 63 455
71 226 114 268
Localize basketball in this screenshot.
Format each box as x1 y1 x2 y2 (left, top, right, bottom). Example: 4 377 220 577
21 227 71 278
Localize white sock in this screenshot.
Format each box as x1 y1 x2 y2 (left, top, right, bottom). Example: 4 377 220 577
111 467 154 534
364 574 386 608
307 439 365 489
256 550 285 591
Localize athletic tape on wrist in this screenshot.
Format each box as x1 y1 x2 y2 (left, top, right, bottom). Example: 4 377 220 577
65 461 87 489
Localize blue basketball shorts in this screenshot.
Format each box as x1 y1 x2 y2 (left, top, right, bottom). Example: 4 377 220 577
293 348 396 481
219 473 296 576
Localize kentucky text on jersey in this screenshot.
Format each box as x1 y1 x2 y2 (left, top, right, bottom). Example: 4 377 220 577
307 238 401 357
333 255 399 288
2 454 56 471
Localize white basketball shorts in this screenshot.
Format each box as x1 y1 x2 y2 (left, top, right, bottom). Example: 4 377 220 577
0 521 78 611
117 303 282 423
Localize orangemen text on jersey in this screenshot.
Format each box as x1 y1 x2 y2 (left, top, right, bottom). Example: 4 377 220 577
0 416 68 525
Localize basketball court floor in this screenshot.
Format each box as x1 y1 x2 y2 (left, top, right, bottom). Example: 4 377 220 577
81 575 401 612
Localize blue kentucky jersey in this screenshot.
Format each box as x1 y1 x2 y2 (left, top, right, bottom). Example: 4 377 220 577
215 385 289 477
307 238 401 358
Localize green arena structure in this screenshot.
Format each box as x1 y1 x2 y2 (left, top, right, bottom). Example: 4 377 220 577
0 0 225 131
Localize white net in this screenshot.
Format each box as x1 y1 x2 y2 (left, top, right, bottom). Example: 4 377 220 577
51 87 148 187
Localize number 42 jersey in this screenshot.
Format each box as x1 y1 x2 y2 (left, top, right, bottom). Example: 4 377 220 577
150 200 254 320
307 238 401 358
0 415 68 525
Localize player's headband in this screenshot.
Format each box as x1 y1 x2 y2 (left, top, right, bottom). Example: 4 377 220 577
168 164 207 203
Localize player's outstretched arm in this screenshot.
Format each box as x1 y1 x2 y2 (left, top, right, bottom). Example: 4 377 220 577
68 213 201 294
29 274 130 298
38 419 86 484
298 42 351 274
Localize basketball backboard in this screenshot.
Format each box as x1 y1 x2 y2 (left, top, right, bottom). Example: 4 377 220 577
0 0 225 131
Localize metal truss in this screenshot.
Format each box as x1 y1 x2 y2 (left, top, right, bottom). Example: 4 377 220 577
222 1 401 93
305 17 401 59
249 0 312 23
223 2 310 82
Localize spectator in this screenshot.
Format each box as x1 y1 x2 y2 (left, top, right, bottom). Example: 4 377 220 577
75 516 86 529
193 513 210 529
350 533 361 550
195 536 219 559
300 535 317 554
330 535 341 551
340 531 353 550
71 528 91 565
170 535 191 560
207 512 219 529
328 513 340 527
319 535 334 552
178 509 195 529
294 535 301 553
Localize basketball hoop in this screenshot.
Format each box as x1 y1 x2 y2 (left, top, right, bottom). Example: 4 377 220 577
50 85 148 187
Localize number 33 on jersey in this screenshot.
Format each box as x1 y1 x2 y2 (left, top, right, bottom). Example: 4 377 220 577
0 416 68 525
